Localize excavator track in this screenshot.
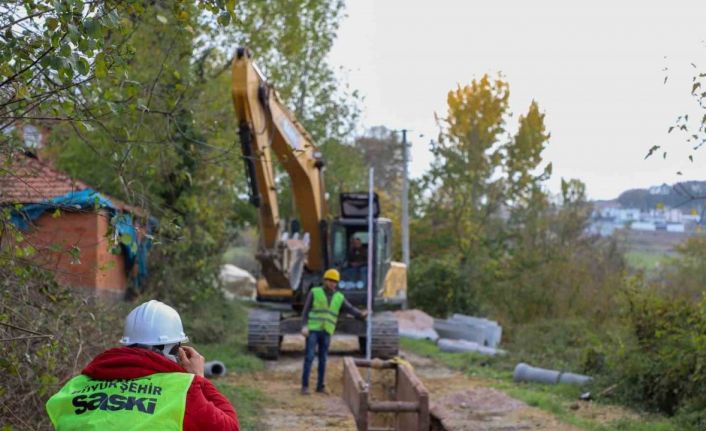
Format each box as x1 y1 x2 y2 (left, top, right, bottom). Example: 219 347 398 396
247 309 281 360
360 313 399 359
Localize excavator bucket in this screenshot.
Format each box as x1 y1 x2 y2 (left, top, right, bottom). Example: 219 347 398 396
257 232 310 290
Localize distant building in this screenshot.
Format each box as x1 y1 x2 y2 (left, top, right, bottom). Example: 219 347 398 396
631 221 657 232
0 154 150 300
666 223 686 233
683 214 701 223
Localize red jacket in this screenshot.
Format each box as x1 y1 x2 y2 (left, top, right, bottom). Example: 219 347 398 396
82 347 239 431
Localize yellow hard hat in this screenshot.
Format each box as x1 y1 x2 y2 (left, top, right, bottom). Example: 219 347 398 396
323 268 340 282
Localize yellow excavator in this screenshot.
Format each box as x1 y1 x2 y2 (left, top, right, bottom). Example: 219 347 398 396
231 47 406 359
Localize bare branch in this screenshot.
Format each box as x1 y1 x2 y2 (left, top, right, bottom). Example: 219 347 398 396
0 8 54 31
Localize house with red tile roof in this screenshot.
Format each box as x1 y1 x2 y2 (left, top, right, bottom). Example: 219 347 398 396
1 153 149 299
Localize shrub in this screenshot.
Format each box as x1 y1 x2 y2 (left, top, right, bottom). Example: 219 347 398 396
0 267 124 430
604 288 706 418
505 318 607 373
408 257 480 318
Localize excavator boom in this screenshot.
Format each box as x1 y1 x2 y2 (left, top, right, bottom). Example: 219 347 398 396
231 48 327 292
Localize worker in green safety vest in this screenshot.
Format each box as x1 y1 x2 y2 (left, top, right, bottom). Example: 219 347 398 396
300 268 367 395
45 300 239 431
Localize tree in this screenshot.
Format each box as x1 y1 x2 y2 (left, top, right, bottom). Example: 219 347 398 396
42 0 360 305
647 56 706 168
413 75 550 263
225 0 357 145
408 75 624 323
198 0 364 223
410 75 535 315
354 126 405 257
355 126 404 190
0 1 234 153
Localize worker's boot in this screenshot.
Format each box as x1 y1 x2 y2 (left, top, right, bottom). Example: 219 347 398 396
300 387 310 395
316 386 328 395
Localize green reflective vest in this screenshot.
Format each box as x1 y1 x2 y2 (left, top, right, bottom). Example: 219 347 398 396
45 372 194 431
307 287 344 335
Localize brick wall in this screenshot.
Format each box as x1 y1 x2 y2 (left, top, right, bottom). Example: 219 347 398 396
25 209 128 298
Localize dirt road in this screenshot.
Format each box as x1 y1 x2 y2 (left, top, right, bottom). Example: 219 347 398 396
225 335 617 431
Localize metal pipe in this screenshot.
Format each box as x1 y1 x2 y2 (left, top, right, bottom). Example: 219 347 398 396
366 168 374 380
401 129 409 268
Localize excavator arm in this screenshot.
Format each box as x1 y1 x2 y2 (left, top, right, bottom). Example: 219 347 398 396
231 47 328 293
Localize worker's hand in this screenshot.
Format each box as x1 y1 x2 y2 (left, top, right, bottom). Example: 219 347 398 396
301 326 309 337
361 310 369 319
178 346 205 377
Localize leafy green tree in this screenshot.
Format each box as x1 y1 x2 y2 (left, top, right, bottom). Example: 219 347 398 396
418 75 511 258
200 0 363 224
409 75 527 315
0 1 234 152
409 75 625 324
224 0 357 145
413 76 549 285
655 235 706 300
42 0 360 306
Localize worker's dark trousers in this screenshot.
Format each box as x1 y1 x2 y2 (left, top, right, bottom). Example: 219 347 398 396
301 330 331 390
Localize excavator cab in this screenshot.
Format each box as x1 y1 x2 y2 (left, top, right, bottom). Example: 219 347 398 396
329 193 393 308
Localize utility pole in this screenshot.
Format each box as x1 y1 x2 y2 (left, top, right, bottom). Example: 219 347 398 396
401 129 410 268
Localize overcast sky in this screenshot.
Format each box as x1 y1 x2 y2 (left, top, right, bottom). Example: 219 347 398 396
327 0 706 200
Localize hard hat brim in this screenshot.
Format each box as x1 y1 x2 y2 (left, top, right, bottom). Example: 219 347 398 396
120 335 189 346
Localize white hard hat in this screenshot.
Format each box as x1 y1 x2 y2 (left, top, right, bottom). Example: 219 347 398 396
120 300 189 346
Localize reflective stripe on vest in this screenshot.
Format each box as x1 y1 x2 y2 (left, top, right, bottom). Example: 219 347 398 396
45 372 194 431
307 287 344 335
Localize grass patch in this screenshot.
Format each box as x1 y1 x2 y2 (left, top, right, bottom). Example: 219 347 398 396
401 338 676 431
215 381 267 431
199 340 264 374
625 250 665 272
184 298 264 374
185 297 267 429
402 337 510 380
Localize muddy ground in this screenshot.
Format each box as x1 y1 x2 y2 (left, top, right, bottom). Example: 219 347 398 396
224 335 626 431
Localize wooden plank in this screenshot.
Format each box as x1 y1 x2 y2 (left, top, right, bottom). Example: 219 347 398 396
343 356 369 430
368 401 419 413
396 364 430 431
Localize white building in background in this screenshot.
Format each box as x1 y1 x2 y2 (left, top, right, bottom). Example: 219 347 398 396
666 223 686 233
646 208 685 223
590 196 702 237
631 221 657 231
616 208 641 222
683 213 701 223
594 207 640 222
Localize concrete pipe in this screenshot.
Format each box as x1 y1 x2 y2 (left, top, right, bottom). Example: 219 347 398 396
204 360 227 378
437 338 505 356
513 363 591 386
450 314 503 348
434 319 487 345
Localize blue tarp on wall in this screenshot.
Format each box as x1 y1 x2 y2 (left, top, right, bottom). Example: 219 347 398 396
9 188 153 287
